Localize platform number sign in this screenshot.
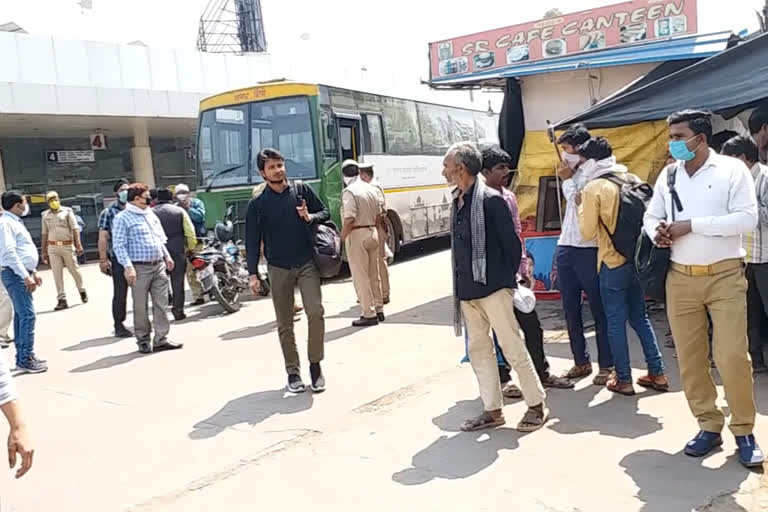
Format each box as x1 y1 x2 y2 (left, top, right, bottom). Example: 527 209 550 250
90 133 107 150
46 151 59 163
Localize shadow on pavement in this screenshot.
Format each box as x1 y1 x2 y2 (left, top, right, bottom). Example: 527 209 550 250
620 449 752 512
62 335 124 352
393 399 522 485
70 351 145 373
38 304 83 316
219 321 278 341
188 389 313 440
175 303 227 324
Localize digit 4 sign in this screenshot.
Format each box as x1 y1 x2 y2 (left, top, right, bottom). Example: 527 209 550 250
90 133 107 150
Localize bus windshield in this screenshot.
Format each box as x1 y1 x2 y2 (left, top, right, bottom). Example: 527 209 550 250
198 96 317 189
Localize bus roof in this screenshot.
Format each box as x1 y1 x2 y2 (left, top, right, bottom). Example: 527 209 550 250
199 82 320 111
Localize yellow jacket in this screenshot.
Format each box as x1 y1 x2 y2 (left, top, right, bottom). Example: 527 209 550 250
578 161 629 271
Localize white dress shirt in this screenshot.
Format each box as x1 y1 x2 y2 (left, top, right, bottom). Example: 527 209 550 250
643 149 757 266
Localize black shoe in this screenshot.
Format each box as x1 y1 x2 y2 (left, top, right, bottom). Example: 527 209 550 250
352 316 379 327
190 298 205 307
173 312 187 321
80 290 88 303
377 312 386 322
383 297 390 305
54 299 69 311
137 341 152 354
115 325 133 338
310 363 325 393
153 340 184 352
287 374 306 393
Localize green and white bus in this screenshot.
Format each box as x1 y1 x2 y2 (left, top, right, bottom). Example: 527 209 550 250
196 81 498 256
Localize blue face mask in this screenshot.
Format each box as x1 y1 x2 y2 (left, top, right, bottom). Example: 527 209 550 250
118 190 128 204
669 136 702 162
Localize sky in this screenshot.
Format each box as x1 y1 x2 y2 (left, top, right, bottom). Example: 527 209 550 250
2 0 765 108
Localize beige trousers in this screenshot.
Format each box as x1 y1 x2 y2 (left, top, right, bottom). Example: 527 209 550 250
377 225 390 300
48 244 84 300
346 227 383 318
666 263 756 435
462 288 546 410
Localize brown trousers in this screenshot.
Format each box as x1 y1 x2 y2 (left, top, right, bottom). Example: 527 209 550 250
346 227 383 318
666 262 756 436
48 244 84 300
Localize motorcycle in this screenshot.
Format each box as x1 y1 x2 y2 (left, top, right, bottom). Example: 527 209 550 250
189 206 268 313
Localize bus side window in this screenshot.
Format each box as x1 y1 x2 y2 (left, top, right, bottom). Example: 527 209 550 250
362 114 385 154
320 110 339 167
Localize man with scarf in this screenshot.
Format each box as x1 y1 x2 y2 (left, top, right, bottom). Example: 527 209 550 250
444 142 548 433
577 137 667 397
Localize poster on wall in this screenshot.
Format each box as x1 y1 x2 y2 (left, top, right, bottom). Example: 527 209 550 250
429 0 698 80
522 232 561 300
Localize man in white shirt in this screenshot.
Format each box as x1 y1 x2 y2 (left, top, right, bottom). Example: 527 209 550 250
721 135 768 374
643 110 763 468
555 124 613 386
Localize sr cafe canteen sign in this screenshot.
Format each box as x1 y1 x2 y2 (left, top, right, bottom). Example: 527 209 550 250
429 0 698 79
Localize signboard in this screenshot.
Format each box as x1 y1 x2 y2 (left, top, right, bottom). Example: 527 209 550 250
90 133 107 150
429 0 698 80
45 150 95 163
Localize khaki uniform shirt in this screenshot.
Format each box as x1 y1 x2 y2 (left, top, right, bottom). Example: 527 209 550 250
42 207 78 242
342 178 384 227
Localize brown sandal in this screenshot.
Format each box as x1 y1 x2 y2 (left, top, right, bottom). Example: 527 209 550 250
592 367 614 386
637 374 669 392
517 405 550 432
460 411 506 432
562 364 592 379
543 375 575 389
606 376 636 396
502 382 523 399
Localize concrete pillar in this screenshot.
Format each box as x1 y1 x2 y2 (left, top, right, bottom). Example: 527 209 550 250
0 150 6 192
131 128 155 187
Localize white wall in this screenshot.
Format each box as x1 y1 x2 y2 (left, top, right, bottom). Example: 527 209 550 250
520 63 656 131
0 32 273 118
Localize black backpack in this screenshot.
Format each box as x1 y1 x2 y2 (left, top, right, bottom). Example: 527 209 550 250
295 181 342 279
634 166 684 301
597 173 654 260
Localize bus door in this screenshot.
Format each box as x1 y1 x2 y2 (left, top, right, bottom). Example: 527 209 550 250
337 117 362 162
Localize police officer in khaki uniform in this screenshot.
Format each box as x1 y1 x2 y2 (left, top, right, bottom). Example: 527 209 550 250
359 163 391 305
340 160 384 327
41 192 87 311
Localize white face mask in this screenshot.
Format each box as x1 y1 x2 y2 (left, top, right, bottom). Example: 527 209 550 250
562 152 581 169
343 176 356 186
20 203 30 217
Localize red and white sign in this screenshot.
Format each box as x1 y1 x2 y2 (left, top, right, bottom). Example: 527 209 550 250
429 0 698 80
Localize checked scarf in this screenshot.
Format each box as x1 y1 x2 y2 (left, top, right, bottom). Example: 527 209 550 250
451 177 488 336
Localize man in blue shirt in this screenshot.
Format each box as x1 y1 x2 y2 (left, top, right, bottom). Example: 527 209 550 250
98 179 133 338
0 191 46 374
112 183 182 355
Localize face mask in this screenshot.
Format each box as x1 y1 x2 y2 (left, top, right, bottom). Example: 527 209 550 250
669 136 702 162
49 200 60 211
176 193 189 202
144 197 152 207
562 151 581 169
118 190 128 204
21 204 30 217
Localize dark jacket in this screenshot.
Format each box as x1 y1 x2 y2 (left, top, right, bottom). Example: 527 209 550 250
453 182 521 301
153 201 187 255
246 182 330 273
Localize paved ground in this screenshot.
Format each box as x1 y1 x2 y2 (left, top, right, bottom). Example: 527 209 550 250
0 239 767 511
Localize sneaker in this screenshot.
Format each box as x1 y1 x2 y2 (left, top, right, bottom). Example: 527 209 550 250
80 290 89 304
29 355 47 365
16 358 48 374
153 340 184 352
173 312 187 321
287 374 306 393
377 312 386 322
735 434 765 468
685 431 723 457
54 299 69 311
115 325 133 338
352 316 379 327
310 363 325 393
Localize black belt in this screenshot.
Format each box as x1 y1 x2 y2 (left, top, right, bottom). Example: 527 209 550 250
133 261 163 266
1 267 35 274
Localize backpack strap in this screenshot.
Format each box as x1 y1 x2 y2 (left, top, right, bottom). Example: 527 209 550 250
666 164 684 222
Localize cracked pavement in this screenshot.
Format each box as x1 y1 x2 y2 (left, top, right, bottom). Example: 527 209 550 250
0 239 767 511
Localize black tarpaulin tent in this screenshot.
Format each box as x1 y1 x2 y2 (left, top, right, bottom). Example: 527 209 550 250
556 32 768 129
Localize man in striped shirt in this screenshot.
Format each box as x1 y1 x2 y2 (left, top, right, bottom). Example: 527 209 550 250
721 136 768 372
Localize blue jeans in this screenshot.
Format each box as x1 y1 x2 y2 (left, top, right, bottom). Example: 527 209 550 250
1 270 36 366
556 246 613 368
599 262 665 382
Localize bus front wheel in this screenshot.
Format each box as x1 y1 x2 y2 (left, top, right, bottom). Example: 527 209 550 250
383 211 402 260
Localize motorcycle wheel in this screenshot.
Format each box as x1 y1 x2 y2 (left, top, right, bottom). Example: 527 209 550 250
211 273 242 313
258 278 270 297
